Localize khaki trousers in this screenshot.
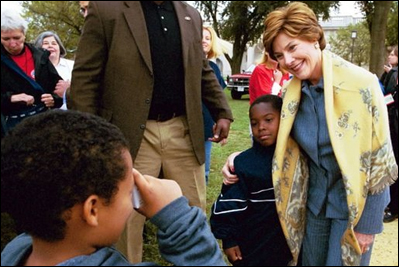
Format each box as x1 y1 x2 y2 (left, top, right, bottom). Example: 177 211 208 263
115 116 206 263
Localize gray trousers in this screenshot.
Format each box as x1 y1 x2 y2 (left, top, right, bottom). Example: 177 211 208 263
302 209 372 266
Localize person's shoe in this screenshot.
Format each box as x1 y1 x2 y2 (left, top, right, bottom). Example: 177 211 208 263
383 211 398 223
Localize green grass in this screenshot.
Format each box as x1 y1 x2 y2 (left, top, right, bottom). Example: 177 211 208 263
1 91 252 265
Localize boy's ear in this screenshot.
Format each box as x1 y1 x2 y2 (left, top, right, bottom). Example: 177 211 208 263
82 195 100 227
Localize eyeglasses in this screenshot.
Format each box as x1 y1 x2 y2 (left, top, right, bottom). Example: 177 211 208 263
79 7 87 16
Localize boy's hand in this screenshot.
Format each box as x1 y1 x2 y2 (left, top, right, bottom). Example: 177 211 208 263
224 245 242 264
132 168 182 218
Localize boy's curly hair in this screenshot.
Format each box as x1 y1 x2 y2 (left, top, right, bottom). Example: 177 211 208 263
1 110 130 242
250 94 282 113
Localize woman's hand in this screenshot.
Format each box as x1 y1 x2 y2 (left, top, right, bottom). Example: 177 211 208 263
54 80 70 98
10 93 34 106
222 151 241 185
355 231 374 254
383 64 392 73
273 69 283 84
133 168 182 218
41 94 55 108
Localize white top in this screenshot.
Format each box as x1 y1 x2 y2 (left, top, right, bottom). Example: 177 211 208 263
55 58 74 110
55 58 74 81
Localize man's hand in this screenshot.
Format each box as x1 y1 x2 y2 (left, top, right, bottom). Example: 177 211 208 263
209 118 231 143
133 168 182 218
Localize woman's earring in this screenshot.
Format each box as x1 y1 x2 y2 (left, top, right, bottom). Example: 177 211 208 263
314 43 319 50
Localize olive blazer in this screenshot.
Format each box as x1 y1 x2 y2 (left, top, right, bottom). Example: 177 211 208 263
69 1 233 163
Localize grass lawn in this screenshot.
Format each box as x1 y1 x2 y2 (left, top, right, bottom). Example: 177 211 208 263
1 90 252 265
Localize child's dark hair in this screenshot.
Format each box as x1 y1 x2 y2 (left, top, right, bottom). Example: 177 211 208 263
250 94 282 113
1 110 130 242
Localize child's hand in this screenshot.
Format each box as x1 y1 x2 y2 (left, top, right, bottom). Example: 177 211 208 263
132 168 182 218
224 245 242 264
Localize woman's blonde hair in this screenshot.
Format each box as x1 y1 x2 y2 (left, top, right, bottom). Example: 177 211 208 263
263 2 326 60
203 26 230 59
257 51 289 74
257 51 275 69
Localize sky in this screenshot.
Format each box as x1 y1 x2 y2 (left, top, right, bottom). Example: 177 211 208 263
1 1 362 17
332 1 362 16
1 1 23 13
187 1 362 17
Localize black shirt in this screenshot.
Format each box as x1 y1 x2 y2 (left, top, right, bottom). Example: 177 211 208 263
141 1 186 118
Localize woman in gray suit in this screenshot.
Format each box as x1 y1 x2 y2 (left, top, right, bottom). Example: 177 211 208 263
222 2 397 266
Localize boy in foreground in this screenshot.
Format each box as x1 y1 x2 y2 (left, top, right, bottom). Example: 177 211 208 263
1 110 226 266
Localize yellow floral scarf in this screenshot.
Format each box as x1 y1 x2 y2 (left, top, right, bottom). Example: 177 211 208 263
273 50 398 266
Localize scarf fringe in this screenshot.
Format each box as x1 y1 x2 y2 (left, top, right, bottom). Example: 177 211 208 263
369 167 398 195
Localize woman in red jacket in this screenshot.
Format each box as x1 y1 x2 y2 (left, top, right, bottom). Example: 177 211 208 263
249 52 290 104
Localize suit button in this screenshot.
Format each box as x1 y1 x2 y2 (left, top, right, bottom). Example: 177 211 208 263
145 98 150 104
140 124 146 130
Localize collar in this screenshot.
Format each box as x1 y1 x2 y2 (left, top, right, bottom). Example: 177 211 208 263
141 1 174 11
252 138 276 154
302 77 324 93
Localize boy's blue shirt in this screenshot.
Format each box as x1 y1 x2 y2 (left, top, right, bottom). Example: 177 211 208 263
1 197 226 266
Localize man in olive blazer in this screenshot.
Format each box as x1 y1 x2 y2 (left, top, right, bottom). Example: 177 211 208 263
68 1 233 263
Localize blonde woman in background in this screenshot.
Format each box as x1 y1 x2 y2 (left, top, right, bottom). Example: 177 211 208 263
202 26 230 184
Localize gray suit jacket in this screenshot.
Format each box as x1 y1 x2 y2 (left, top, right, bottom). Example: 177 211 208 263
68 1 233 163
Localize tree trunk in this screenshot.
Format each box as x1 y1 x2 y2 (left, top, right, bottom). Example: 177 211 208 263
230 41 247 74
369 1 392 77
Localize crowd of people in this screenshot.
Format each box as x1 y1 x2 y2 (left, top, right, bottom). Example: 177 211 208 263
1 1 397 266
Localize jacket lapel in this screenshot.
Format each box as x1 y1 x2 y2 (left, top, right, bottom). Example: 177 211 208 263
172 1 191 72
123 1 152 72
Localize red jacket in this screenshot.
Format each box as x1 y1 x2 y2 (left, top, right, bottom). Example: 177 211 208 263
249 64 290 104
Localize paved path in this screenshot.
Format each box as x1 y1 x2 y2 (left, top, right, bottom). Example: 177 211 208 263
370 219 398 266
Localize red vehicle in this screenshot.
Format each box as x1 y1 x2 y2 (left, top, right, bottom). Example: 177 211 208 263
226 65 255 100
